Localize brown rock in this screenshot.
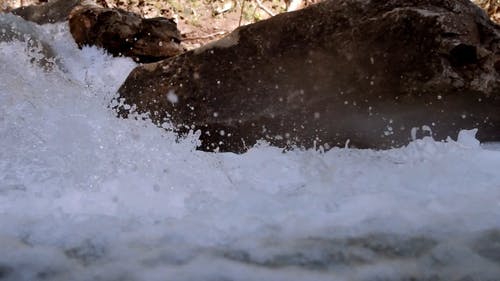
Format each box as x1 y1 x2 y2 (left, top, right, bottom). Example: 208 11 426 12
11 0 83 24
116 0 500 152
68 5 183 63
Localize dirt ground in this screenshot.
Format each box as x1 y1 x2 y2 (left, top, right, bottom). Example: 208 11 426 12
472 0 500 22
97 0 305 49
0 0 318 49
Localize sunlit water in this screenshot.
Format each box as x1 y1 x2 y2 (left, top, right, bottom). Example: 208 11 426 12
1 18 500 281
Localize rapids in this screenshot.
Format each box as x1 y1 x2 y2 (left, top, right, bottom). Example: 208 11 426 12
1 17 500 281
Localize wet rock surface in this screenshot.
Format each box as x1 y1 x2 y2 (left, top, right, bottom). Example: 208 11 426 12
473 229 500 264
0 264 13 279
2 230 500 280
64 239 107 266
116 0 500 152
0 13 59 69
10 0 83 24
69 5 183 63
212 231 500 280
219 234 438 269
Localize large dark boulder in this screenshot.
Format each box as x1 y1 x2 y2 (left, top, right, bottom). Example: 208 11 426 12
69 5 183 63
116 0 500 152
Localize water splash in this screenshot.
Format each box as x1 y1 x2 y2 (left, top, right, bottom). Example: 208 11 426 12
1 19 500 281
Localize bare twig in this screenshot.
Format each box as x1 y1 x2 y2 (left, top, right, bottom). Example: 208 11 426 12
255 0 275 17
183 31 228 41
238 0 246 26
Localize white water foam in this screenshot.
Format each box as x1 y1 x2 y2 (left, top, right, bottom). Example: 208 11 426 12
1 20 500 281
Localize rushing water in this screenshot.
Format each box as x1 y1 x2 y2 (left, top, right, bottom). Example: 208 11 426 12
1 17 500 281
